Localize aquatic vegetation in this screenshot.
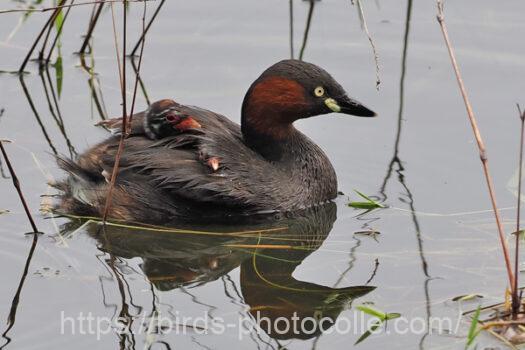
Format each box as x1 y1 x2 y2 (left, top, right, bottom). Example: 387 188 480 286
347 190 385 210
465 306 481 348
437 1 525 344
354 305 401 345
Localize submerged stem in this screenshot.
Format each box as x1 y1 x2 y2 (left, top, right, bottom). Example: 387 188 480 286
0 141 39 234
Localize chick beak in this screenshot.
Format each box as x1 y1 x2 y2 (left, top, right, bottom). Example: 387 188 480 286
325 95 377 117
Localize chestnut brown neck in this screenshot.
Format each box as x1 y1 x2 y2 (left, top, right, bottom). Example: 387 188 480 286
241 76 309 161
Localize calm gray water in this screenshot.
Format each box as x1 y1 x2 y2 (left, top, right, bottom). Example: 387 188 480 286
1 0 525 349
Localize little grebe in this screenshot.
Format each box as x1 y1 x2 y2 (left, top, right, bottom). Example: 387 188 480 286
56 59 375 222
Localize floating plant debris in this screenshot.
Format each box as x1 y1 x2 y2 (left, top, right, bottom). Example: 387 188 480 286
348 190 385 209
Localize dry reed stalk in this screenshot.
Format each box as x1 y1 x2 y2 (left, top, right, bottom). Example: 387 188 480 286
102 0 128 222
436 1 515 294
513 105 525 316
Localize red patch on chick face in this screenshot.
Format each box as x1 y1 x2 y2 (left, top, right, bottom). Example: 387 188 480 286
165 112 202 131
175 116 201 130
244 76 309 139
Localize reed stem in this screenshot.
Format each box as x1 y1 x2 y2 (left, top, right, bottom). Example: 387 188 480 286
436 0 515 294
513 105 525 317
102 0 128 222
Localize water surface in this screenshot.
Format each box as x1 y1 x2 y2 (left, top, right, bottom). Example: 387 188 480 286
1 0 525 349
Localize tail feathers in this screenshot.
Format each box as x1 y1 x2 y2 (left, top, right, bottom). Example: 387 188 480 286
55 156 104 212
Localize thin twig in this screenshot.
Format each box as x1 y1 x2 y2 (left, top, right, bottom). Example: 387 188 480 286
130 57 150 105
102 1 128 221
354 0 380 89
0 0 152 15
127 0 148 134
129 0 164 57
109 3 124 91
513 104 525 317
0 140 39 234
436 1 515 294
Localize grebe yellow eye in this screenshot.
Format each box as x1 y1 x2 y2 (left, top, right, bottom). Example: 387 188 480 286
314 86 325 97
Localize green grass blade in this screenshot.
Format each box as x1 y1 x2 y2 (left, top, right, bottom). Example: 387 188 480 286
466 305 481 348
355 320 382 345
385 312 401 320
348 201 381 209
54 56 63 98
356 305 386 320
350 190 385 209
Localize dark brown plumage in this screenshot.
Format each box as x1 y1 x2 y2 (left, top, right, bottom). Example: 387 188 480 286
55 59 376 223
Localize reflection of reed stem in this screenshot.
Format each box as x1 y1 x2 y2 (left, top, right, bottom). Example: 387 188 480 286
299 0 315 61
0 233 39 349
18 75 59 154
79 54 109 120
41 67 77 157
436 0 515 296
289 0 294 59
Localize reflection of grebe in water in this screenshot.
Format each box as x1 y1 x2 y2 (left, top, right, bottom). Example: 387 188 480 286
62 202 374 339
239 203 374 340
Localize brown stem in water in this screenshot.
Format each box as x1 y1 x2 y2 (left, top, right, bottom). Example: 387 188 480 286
0 140 39 234
102 1 128 222
78 2 104 55
513 104 525 317
436 1 515 295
